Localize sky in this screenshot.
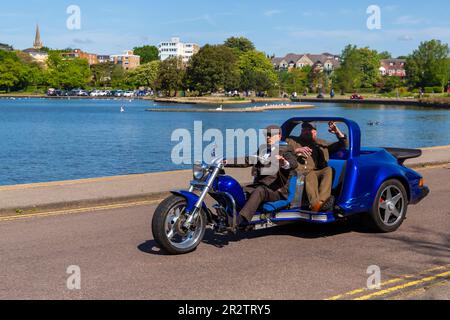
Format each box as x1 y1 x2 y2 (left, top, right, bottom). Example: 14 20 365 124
0 0 449 57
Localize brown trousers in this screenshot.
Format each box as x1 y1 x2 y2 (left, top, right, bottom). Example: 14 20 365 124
239 185 283 222
305 167 333 207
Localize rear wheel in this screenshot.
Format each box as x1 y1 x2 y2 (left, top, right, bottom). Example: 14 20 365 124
364 180 408 233
152 196 207 255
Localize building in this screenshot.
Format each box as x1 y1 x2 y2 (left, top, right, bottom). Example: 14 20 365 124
110 50 141 70
272 53 341 72
379 59 406 77
33 24 43 49
0 43 13 51
158 37 199 63
23 24 48 63
62 49 98 65
97 55 111 64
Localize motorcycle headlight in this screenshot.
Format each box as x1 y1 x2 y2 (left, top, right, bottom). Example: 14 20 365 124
193 162 207 181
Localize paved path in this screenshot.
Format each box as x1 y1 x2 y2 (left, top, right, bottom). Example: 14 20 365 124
1 146 449 216
0 166 448 300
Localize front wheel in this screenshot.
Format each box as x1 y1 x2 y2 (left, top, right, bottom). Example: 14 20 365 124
364 180 408 233
152 195 207 255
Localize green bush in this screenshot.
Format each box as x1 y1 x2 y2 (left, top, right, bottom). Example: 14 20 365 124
398 87 409 94
424 86 444 93
267 89 280 98
358 87 377 94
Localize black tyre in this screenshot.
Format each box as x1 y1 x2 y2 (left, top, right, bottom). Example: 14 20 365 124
152 195 207 255
364 179 408 233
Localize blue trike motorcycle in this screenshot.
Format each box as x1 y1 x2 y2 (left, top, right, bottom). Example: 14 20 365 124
152 117 429 255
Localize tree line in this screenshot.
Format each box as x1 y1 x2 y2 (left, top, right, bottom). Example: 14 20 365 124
0 37 449 96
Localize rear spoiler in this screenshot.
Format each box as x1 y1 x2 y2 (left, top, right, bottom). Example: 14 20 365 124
383 148 422 165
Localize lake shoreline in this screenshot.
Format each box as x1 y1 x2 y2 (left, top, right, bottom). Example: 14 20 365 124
1 94 448 108
146 104 315 113
293 97 450 109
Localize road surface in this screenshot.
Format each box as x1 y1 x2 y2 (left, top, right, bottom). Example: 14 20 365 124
0 166 449 300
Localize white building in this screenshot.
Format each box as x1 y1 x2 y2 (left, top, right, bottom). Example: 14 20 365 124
158 37 199 63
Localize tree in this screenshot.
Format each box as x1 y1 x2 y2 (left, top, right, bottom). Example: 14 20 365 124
125 60 160 88
91 62 119 88
133 45 159 64
111 64 127 89
224 37 255 55
237 50 277 92
0 50 43 92
45 51 91 89
377 75 403 93
405 40 450 89
378 51 392 60
277 66 311 94
185 45 239 95
308 66 329 93
334 45 381 92
0 53 23 92
359 47 381 88
156 57 185 96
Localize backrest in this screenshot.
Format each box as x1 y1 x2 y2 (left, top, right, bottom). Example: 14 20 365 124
328 160 347 190
286 175 299 203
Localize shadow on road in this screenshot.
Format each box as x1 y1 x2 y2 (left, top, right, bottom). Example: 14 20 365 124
138 217 375 255
374 226 450 261
138 240 171 256
202 218 370 248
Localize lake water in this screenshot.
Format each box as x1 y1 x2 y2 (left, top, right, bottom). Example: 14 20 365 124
0 98 449 186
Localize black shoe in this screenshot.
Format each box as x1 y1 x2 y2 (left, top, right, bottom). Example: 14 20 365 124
320 196 335 212
237 216 251 231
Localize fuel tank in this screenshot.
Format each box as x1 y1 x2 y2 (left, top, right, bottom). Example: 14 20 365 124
213 175 247 209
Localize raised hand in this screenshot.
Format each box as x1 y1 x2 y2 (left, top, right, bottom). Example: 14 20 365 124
328 121 338 134
329 121 345 138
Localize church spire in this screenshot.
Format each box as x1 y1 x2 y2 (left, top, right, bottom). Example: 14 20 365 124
33 24 43 49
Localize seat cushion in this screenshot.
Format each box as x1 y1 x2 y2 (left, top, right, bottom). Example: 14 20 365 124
263 200 291 212
262 176 298 213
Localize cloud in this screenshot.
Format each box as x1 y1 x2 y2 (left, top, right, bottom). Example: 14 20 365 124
72 38 94 44
394 15 427 25
398 35 414 41
264 10 282 17
383 5 399 12
338 9 352 15
203 14 216 26
162 14 216 26
280 26 450 45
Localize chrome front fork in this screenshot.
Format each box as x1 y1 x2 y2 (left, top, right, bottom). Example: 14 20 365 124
184 166 221 228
